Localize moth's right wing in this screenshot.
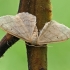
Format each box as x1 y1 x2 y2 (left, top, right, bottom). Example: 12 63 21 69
37 20 70 45
0 12 36 43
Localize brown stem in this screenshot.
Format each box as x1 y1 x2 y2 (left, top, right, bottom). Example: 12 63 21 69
24 0 52 70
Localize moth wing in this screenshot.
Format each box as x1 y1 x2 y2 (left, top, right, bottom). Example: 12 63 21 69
17 12 36 36
37 20 70 45
0 14 35 42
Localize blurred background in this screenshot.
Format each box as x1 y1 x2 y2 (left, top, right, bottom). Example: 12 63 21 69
0 0 70 70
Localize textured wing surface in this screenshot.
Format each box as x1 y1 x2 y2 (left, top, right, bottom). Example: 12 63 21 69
17 12 36 36
37 20 70 45
0 13 36 42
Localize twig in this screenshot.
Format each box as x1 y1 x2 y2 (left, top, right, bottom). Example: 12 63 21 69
0 34 19 57
25 0 52 70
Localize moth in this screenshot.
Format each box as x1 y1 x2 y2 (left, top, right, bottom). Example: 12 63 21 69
0 12 70 46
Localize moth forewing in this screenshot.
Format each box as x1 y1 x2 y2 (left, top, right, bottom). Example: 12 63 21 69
0 12 37 43
0 15 30 42
17 12 36 37
37 20 70 45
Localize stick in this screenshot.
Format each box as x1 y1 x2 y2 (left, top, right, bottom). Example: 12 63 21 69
24 0 51 70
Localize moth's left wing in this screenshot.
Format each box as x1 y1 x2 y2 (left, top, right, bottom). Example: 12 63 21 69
0 15 31 42
37 20 70 45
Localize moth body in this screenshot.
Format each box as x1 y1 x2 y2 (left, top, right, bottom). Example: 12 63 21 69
30 26 38 45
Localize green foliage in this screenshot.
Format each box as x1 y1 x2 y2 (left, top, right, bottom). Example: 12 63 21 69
0 0 70 70
48 0 70 70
